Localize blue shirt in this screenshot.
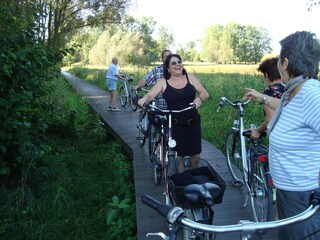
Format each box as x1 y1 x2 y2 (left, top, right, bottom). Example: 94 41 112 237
106 63 118 81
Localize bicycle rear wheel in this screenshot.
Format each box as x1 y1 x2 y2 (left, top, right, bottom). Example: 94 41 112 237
129 89 139 111
225 130 244 186
249 146 271 222
119 87 127 107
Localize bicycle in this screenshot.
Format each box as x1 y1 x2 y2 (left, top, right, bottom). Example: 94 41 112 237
142 103 226 240
217 96 274 223
141 103 197 203
119 74 139 111
136 88 153 147
141 188 320 240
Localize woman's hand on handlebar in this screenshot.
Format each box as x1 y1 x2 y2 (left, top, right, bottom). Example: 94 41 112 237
138 97 147 108
250 128 261 139
193 97 202 109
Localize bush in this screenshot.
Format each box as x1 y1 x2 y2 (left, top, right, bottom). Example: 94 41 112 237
0 5 61 187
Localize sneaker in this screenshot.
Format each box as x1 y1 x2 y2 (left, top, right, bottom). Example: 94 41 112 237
112 108 121 112
107 106 112 111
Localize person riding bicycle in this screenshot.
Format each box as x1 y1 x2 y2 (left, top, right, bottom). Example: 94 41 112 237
250 57 284 139
138 54 209 173
245 31 320 240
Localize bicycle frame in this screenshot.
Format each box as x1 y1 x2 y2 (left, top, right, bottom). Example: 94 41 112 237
218 97 272 223
144 103 196 205
218 97 251 187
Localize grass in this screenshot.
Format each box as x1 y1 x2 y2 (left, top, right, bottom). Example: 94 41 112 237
0 77 136 239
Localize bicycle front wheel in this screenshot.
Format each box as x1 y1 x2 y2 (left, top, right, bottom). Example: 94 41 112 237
225 130 244 186
137 110 147 146
119 87 127 107
129 89 138 111
181 208 214 240
148 122 157 161
250 146 271 222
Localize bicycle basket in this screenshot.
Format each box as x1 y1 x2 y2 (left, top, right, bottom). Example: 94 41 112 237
169 158 226 207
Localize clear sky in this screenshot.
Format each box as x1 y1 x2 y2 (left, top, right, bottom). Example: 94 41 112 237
128 0 320 54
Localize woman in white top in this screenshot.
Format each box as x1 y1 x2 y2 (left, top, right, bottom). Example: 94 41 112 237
245 31 320 240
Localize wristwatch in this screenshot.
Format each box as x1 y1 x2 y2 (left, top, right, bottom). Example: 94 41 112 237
260 95 267 104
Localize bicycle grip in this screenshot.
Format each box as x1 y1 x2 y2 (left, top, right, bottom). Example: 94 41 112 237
141 194 171 218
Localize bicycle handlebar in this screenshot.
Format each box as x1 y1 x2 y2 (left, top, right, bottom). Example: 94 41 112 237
143 102 196 114
142 189 320 236
217 96 251 112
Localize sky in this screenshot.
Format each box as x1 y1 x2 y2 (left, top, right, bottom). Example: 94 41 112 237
128 0 320 54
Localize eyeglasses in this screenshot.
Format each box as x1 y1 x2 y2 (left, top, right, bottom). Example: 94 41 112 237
170 60 182 66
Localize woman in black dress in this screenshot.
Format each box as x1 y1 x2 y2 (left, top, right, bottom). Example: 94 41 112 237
138 54 209 172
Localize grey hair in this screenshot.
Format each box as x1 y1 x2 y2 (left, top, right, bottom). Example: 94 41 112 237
279 31 320 79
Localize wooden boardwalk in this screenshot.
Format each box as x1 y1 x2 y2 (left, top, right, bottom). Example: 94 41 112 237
62 72 277 240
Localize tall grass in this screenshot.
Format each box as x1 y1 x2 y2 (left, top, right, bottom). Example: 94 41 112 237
0 77 135 239
65 64 267 152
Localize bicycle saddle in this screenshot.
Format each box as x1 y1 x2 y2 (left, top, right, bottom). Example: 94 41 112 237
182 183 222 207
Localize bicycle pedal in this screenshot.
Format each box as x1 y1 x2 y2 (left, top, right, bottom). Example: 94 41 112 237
136 136 144 140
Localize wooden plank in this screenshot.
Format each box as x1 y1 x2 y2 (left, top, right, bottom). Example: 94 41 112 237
62 72 278 240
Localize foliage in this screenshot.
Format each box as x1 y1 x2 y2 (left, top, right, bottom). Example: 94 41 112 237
0 76 136 239
85 16 162 66
89 28 146 66
63 27 103 65
201 23 272 64
0 4 62 186
308 0 320 10
157 25 175 50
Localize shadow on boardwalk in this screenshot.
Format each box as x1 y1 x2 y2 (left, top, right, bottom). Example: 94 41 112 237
62 72 277 240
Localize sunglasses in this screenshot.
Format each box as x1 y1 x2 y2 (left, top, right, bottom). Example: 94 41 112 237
170 60 183 66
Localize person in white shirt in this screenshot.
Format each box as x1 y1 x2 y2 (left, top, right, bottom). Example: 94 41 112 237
245 31 320 240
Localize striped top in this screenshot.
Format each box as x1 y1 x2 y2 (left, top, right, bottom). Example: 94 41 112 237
269 79 320 191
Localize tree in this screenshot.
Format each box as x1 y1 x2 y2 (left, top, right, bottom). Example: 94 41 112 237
157 26 175 50
201 23 272 64
201 25 223 63
16 0 133 49
308 0 320 10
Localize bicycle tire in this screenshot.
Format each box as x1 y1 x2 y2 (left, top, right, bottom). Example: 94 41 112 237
153 162 162 185
225 130 244 185
167 153 178 176
119 87 127 107
249 145 271 222
137 110 147 146
148 122 157 161
181 208 214 240
129 89 138 111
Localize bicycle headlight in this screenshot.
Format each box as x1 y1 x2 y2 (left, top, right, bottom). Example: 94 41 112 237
233 120 239 128
168 139 176 148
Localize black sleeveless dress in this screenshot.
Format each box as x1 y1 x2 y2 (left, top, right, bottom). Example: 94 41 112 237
162 74 201 156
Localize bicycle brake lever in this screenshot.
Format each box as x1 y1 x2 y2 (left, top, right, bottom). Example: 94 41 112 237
146 232 167 239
